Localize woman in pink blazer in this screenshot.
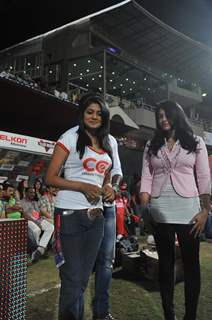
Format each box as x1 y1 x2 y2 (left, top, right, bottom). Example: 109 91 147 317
140 101 211 320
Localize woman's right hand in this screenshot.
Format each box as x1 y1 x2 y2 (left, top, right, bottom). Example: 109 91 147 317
80 183 102 204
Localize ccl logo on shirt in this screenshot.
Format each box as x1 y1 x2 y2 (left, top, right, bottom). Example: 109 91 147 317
83 157 110 174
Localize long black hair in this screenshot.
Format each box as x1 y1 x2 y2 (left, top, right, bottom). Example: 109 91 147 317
33 178 44 201
17 179 28 199
76 92 112 160
148 100 198 156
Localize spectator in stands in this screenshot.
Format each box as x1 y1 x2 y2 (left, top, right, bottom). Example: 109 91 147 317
130 173 141 216
15 179 29 200
2 183 23 219
0 70 8 78
60 91 68 101
71 88 80 103
39 185 58 224
0 202 5 218
0 183 3 200
140 100 211 320
54 88 60 98
45 92 114 320
124 209 140 237
33 178 44 201
0 70 15 80
0 184 5 218
21 187 54 263
119 181 140 236
115 187 140 239
115 190 129 238
120 181 131 204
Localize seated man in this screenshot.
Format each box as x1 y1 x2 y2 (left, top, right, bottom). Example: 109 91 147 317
0 184 5 218
21 187 54 263
38 185 58 224
2 183 23 219
0 199 5 219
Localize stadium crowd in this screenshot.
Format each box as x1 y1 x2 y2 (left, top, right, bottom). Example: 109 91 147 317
0 176 143 264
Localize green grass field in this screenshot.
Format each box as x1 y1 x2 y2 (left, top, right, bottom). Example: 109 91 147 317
26 239 212 320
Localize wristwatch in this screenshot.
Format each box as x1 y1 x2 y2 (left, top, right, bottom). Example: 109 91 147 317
112 183 120 194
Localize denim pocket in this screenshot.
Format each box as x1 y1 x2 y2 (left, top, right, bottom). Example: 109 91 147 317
60 209 94 235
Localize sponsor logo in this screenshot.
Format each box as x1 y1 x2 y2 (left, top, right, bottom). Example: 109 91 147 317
83 157 110 174
0 134 27 145
38 140 55 152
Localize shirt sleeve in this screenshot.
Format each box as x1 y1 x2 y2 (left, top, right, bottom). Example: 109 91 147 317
56 130 73 154
38 196 47 210
109 135 123 177
0 201 5 217
20 200 31 218
140 141 153 194
195 136 211 195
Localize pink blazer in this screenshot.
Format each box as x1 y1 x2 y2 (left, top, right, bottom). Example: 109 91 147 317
140 136 211 197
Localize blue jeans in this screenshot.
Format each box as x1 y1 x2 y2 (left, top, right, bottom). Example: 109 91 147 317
92 205 116 318
56 208 104 320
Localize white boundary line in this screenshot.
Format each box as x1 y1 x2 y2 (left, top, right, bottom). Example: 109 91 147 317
27 284 61 297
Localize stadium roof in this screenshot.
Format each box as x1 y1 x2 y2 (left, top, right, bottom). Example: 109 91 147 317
1 0 212 87
90 0 212 86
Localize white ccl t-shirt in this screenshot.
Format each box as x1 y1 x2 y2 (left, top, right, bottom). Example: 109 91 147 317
55 126 112 210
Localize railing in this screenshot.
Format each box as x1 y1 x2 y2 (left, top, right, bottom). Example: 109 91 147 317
190 117 212 133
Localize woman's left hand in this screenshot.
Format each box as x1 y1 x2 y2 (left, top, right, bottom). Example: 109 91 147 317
102 184 115 203
190 209 209 238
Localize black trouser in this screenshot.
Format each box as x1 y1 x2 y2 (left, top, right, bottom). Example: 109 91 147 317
153 223 200 320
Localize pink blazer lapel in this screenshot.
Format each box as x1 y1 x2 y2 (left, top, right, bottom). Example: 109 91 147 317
160 141 181 170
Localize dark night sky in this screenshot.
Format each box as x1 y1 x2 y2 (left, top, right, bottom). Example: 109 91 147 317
1 0 212 50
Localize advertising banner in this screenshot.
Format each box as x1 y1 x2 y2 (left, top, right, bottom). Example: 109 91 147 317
0 131 55 155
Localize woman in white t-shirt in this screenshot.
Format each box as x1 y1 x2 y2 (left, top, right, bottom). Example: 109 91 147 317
46 93 115 320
